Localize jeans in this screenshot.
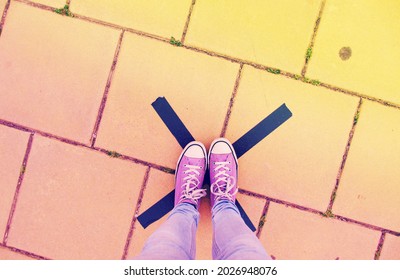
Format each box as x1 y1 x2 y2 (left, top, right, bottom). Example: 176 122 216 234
135 200 271 260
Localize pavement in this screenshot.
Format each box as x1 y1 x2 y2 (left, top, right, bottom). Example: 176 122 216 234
0 0 399 260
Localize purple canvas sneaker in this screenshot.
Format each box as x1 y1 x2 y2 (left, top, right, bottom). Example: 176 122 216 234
174 141 207 208
208 138 238 208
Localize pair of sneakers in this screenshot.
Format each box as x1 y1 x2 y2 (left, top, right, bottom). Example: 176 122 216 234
174 138 238 209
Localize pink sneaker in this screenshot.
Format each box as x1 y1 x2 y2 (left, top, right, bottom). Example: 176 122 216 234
174 141 207 208
208 138 238 208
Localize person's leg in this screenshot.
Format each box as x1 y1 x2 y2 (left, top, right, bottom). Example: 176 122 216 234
212 200 271 260
135 203 199 260
208 138 271 260
135 141 207 260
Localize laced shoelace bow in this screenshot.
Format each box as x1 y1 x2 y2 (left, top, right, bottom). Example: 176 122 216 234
211 161 238 202
178 164 207 205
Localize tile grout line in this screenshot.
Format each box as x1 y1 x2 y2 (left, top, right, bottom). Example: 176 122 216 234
239 188 323 217
13 0 400 110
121 167 151 260
301 0 326 76
94 147 175 174
239 188 400 237
3 133 34 245
327 98 363 212
0 118 175 174
220 64 244 137
90 30 125 147
0 243 49 260
182 44 400 110
180 0 196 44
0 0 11 37
374 231 386 260
334 215 399 237
256 200 270 238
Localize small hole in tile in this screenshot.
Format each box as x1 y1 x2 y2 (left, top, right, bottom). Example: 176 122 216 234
339 46 352 60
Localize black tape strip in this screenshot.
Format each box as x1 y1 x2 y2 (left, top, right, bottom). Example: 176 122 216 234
233 103 292 158
236 200 257 232
137 190 175 229
152 97 195 148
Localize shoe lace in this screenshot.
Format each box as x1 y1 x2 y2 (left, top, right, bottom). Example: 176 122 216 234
178 164 206 204
211 161 237 202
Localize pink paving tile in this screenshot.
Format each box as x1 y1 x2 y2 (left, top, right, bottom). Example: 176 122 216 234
127 169 266 259
0 125 30 240
0 0 7 16
6 135 147 259
380 234 400 260
333 101 400 232
0 246 37 260
225 66 359 211
260 203 381 259
95 32 239 168
0 2 119 144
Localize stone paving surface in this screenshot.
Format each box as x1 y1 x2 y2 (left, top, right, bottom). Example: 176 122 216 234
0 0 6 15
0 0 399 260
380 235 400 260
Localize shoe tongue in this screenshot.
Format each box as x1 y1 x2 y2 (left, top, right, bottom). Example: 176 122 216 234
213 153 230 162
184 156 204 168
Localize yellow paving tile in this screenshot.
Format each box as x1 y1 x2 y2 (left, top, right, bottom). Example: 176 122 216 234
127 169 265 259
332 101 400 232
0 246 37 260
72 0 192 39
0 0 7 16
95 33 239 168
307 0 400 105
0 2 119 144
7 136 147 259
185 0 322 73
0 126 30 238
260 203 381 259
30 0 65 7
380 234 400 260
225 66 359 211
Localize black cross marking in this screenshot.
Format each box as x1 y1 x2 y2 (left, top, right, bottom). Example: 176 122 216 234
137 97 292 231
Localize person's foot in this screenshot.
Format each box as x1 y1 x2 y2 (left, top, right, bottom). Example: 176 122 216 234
208 138 238 208
174 141 207 208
